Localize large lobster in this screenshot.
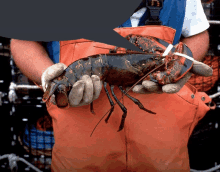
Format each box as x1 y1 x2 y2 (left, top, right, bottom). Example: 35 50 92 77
42 35 194 132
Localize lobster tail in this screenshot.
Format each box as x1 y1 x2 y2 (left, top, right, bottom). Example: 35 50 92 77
42 82 59 103
55 84 69 108
42 82 70 108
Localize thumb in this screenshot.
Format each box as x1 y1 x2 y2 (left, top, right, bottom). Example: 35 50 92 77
191 60 213 77
41 63 67 92
162 72 192 93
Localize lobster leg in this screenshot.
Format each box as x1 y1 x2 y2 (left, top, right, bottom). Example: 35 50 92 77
118 86 156 114
103 82 115 123
110 85 127 132
90 102 95 114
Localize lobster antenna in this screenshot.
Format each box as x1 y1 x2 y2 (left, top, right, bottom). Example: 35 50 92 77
120 60 165 97
93 46 141 53
90 60 165 136
93 46 112 50
90 108 112 137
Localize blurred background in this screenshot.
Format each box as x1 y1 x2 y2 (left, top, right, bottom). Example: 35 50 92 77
0 0 220 171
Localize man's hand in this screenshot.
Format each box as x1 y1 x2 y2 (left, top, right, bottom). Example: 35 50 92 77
132 60 213 94
41 63 102 107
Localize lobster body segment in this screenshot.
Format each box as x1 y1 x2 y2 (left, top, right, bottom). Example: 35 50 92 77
102 53 164 87
42 35 194 132
42 53 163 102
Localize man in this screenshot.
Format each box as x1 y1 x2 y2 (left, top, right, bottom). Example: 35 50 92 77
10 0 213 171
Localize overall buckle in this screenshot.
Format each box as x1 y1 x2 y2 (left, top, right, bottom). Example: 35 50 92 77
145 0 163 25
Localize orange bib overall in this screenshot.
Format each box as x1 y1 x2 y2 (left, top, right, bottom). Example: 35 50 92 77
47 26 212 172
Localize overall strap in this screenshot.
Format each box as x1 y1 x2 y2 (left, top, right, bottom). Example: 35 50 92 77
145 0 163 25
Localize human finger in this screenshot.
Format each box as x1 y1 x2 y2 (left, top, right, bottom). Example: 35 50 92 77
68 80 85 106
91 75 102 100
80 75 94 105
191 60 213 77
41 63 67 92
162 72 192 93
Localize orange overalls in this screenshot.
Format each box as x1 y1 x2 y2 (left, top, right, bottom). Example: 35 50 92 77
46 25 212 172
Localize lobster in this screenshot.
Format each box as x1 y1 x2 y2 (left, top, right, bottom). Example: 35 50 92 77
42 35 194 132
